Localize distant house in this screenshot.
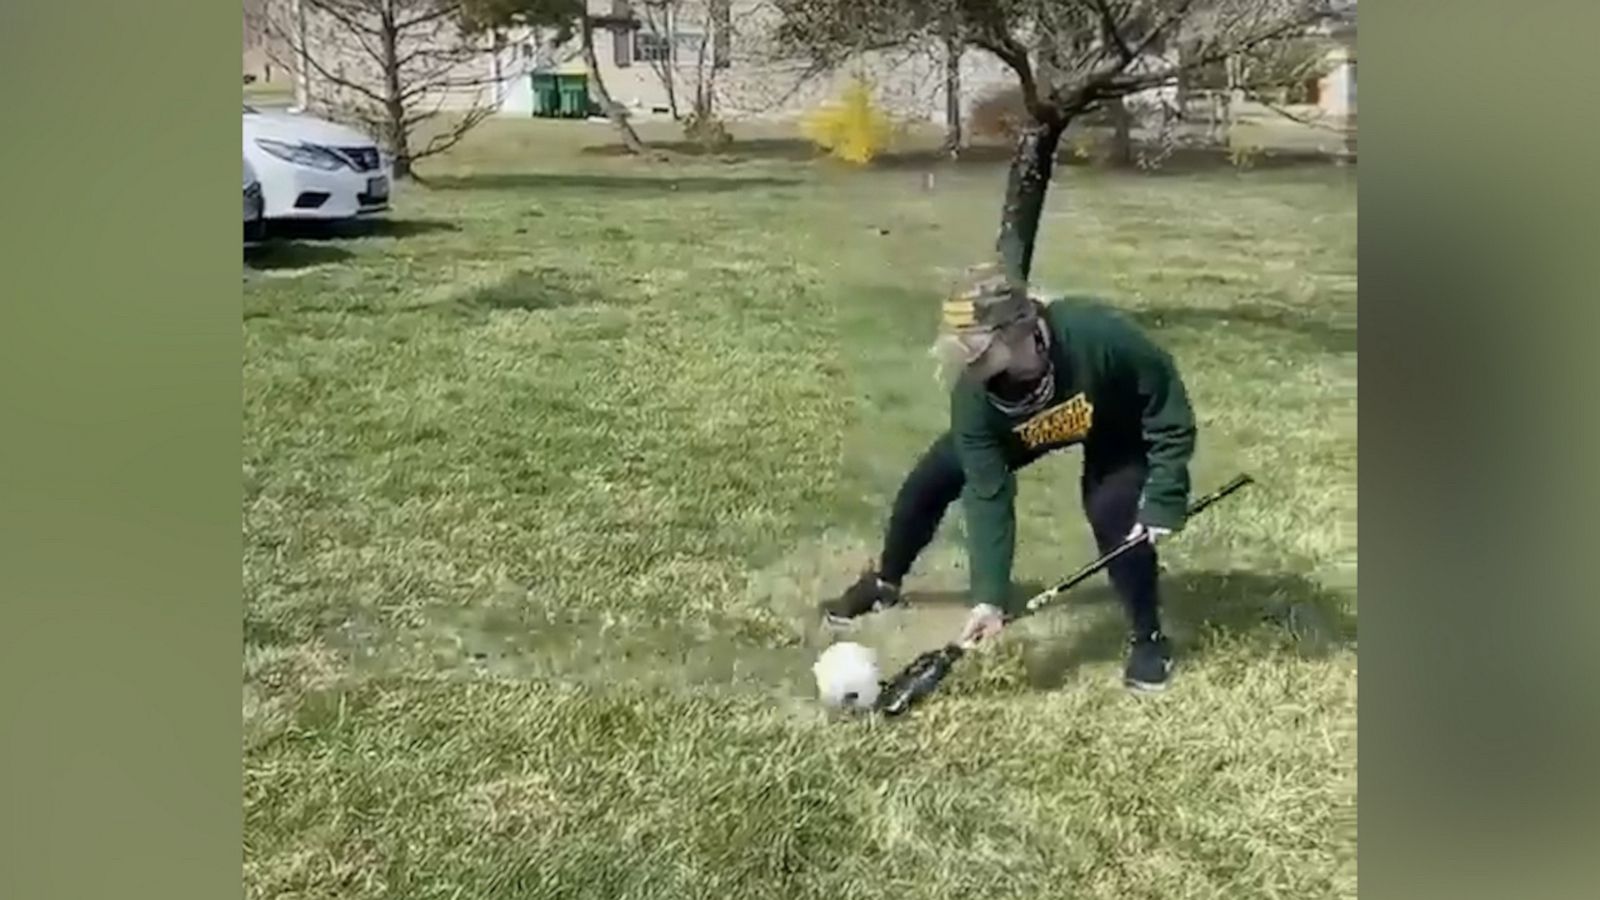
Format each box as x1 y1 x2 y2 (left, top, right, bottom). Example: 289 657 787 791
1316 15 1357 122
484 1 1019 125
242 0 291 87
280 0 1354 143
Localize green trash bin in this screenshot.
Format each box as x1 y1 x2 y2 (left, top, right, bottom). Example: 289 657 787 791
555 74 589 118
529 73 559 118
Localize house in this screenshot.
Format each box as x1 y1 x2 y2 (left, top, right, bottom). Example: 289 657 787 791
1316 14 1357 122
277 0 1354 150
484 1 1020 126
242 0 291 87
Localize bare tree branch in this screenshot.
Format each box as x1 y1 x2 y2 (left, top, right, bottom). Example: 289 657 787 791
310 0 384 40
1254 97 1347 132
1126 0 1197 62
395 69 502 104
722 56 834 116
1088 0 1135 63
316 15 392 72
1094 12 1318 99
261 0 506 176
639 0 681 119
290 38 396 107
396 1 464 32
971 33 1048 121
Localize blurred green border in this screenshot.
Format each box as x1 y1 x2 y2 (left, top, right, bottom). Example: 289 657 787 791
1363 2 1600 899
0 1 239 897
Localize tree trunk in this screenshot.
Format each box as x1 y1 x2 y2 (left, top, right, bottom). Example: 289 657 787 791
1108 96 1134 168
942 31 962 157
580 16 648 155
995 117 1069 283
650 8 680 121
1174 45 1191 111
1219 54 1242 147
694 15 715 121
379 9 413 179
665 70 680 119
649 4 677 118
293 0 310 110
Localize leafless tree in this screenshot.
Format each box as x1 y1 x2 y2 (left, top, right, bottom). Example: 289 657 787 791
648 0 829 123
622 0 822 135
629 0 733 145
264 0 504 179
773 0 1352 281
635 1 684 119
577 12 652 153
459 0 650 155
941 19 964 156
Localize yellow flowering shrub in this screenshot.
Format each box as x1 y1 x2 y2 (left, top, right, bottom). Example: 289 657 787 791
802 79 893 164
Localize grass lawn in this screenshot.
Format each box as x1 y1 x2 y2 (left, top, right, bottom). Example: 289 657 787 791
244 80 295 108
244 119 1357 899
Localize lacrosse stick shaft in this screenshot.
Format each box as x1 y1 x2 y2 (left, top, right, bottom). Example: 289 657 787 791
878 475 1254 716
1020 473 1254 615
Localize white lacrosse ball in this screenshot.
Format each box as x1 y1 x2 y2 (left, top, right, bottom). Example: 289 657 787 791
813 641 882 711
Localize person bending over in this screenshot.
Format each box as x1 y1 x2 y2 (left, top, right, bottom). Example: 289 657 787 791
824 262 1198 693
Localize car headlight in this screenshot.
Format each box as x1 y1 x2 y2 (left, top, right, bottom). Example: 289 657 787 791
255 138 346 171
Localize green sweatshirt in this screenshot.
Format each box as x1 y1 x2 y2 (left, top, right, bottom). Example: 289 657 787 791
950 296 1197 613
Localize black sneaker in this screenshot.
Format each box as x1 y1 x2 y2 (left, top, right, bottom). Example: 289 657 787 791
822 570 903 626
1124 630 1174 693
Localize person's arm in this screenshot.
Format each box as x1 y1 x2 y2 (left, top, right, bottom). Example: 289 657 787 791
1115 321 1198 530
951 390 1018 614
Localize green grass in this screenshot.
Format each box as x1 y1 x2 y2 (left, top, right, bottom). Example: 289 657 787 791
244 119 1357 899
244 80 294 107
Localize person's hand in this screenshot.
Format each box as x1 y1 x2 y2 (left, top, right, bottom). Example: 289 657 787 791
958 603 1006 646
1126 522 1173 546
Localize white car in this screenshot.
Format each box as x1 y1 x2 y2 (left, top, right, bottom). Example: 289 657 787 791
244 156 265 245
243 104 392 222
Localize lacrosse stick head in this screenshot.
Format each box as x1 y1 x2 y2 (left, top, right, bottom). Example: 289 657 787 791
874 643 966 717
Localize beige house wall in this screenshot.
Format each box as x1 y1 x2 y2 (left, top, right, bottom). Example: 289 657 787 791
243 0 293 85
481 1 1022 124
255 0 1355 128
275 0 1333 134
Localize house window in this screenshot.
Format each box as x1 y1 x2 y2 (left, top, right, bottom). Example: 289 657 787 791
673 31 708 62
635 31 672 63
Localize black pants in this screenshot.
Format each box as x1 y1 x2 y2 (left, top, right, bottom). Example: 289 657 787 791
877 432 1161 636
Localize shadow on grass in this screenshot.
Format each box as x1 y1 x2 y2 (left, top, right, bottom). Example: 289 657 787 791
265 218 460 241
442 268 615 317
578 138 1351 174
1062 146 1355 176
1129 303 1357 355
581 138 1018 168
580 138 822 162
422 172 802 193
1015 569 1356 691
244 241 353 272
